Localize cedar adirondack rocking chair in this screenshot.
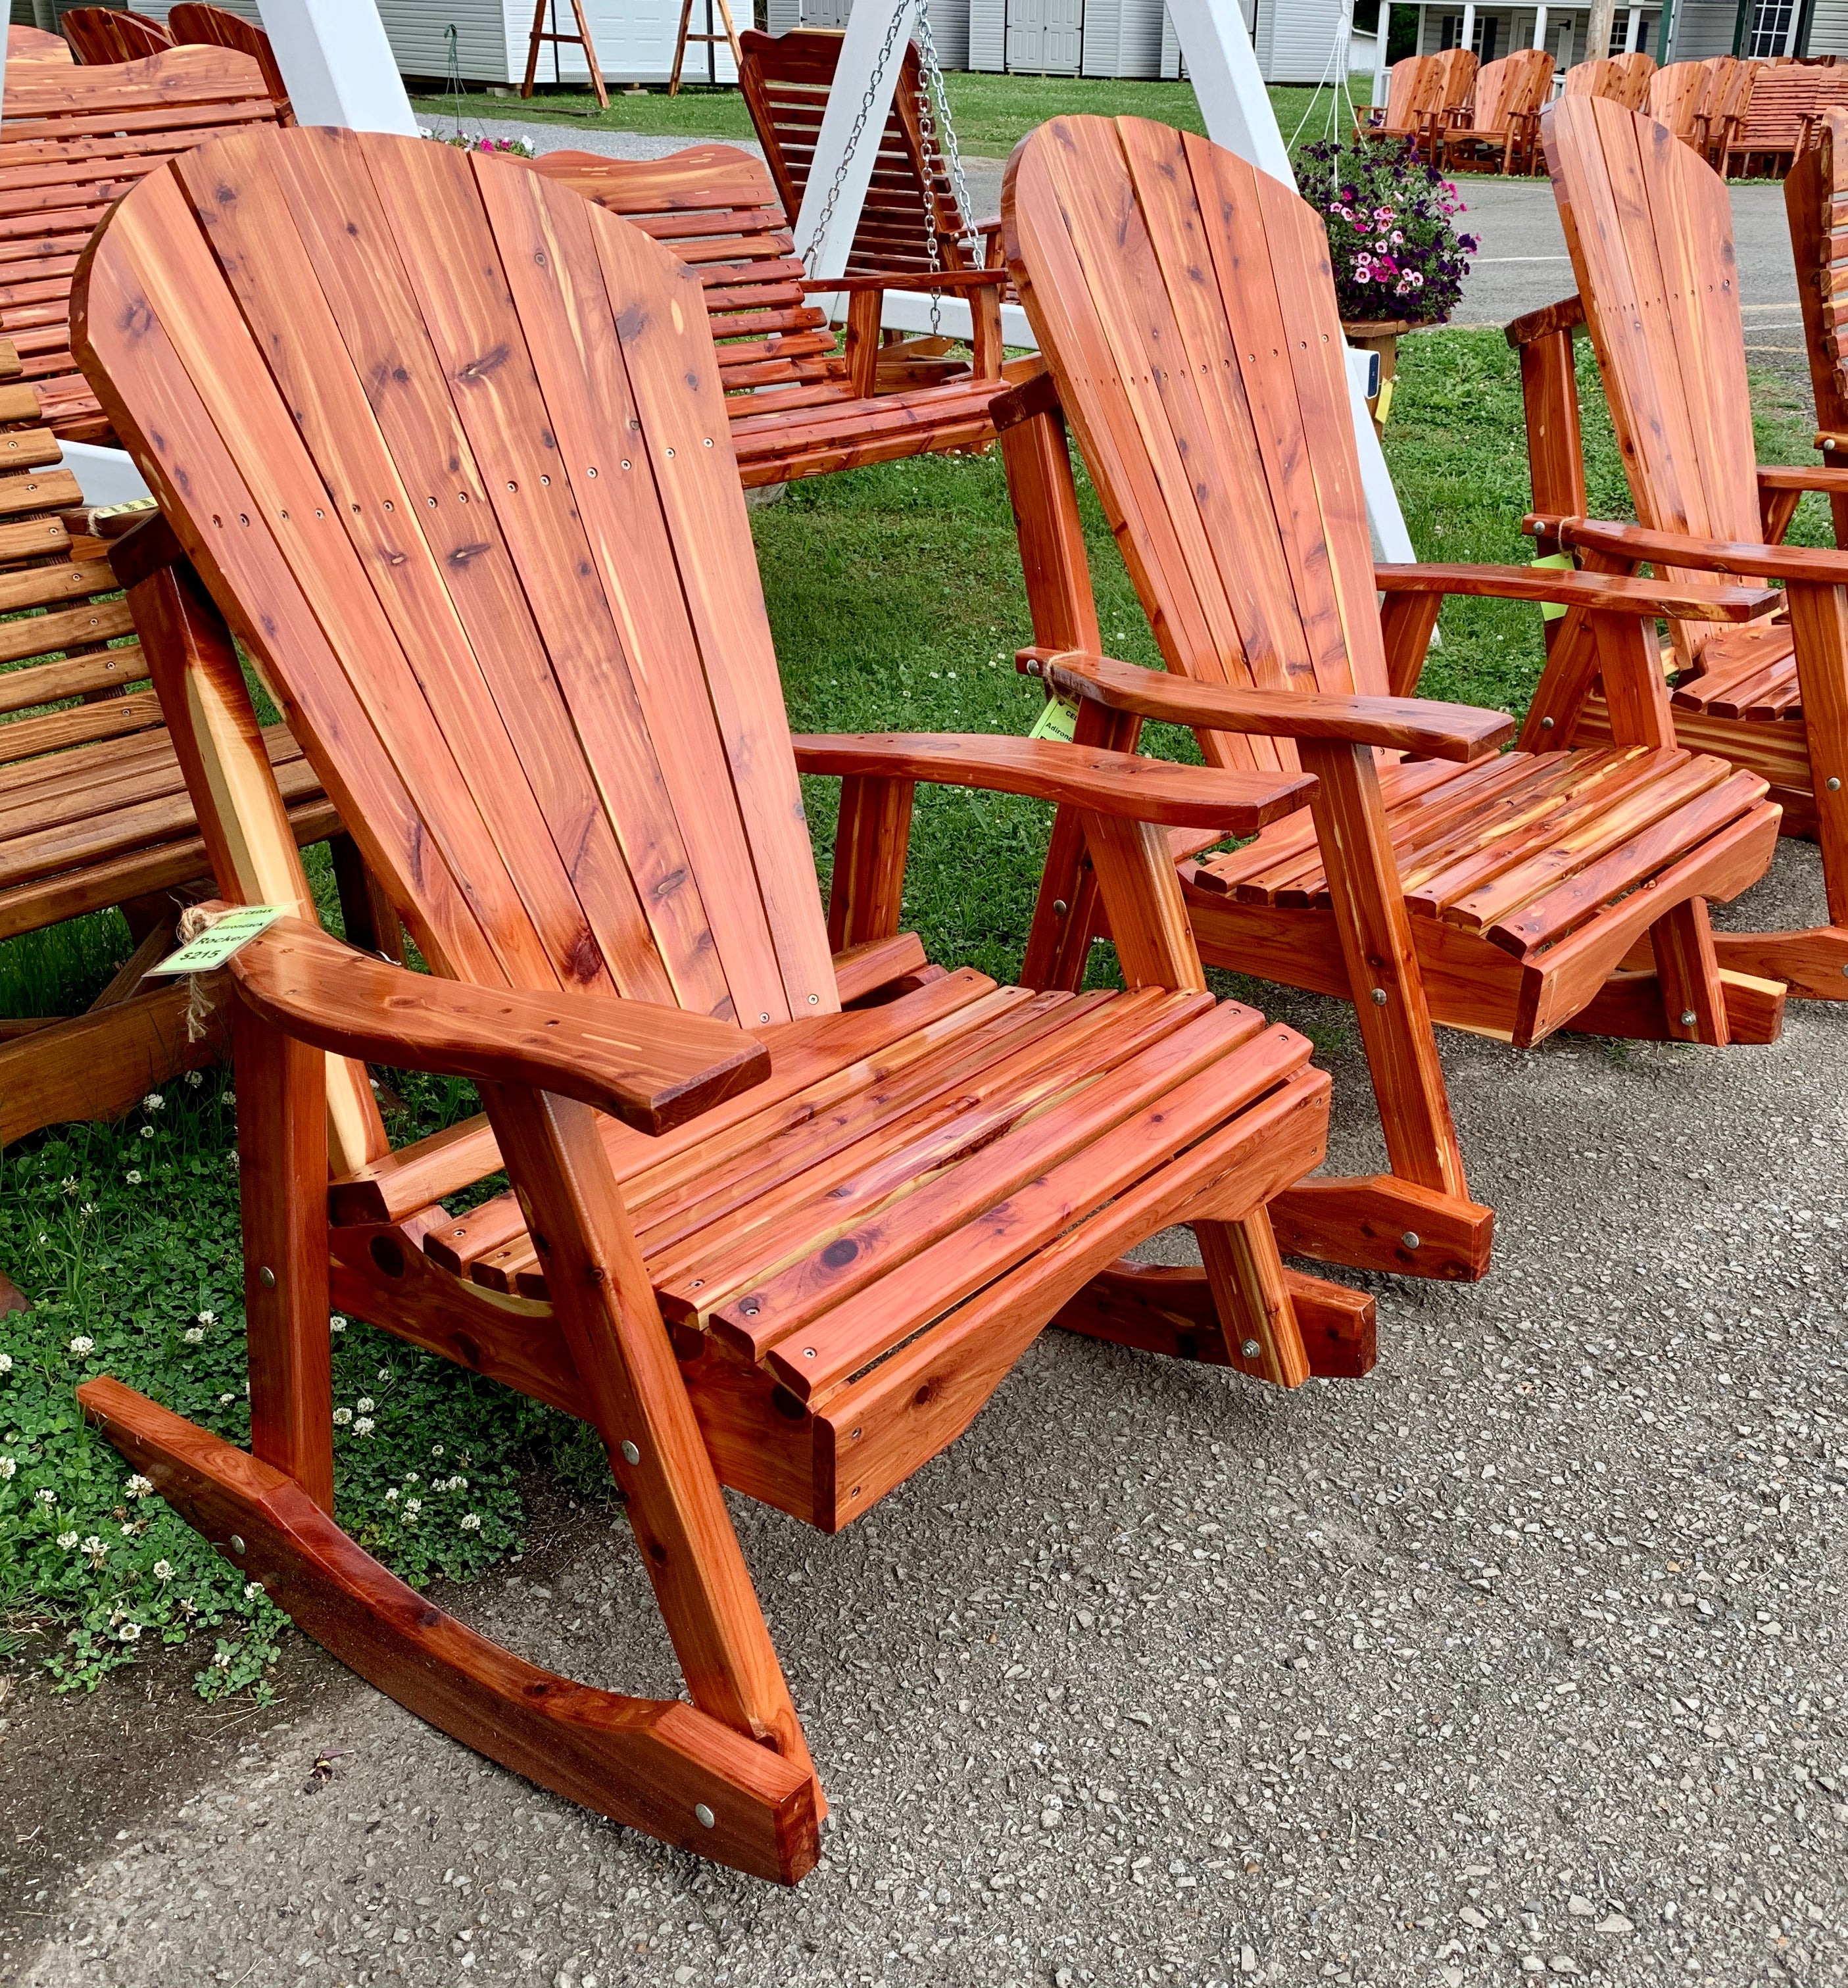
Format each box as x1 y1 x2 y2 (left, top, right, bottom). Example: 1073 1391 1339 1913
1507 96 1848 1000
1355 51 1478 163
1787 107 1848 539
60 6 174 63
69 122 1373 1879
167 2 294 120
1437 50 1557 174
992 116 1789 1286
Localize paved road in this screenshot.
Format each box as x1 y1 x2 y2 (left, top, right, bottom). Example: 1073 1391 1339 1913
11 840 1847 1988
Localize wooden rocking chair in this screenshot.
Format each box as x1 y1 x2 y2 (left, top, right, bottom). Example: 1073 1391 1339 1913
59 6 173 64
1506 96 1848 1000
993 116 1789 1286
1355 50 1478 164
1436 49 1556 174
69 123 1372 1880
167 3 294 120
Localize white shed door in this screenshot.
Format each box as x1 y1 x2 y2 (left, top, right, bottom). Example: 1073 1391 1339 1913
1008 0 1084 72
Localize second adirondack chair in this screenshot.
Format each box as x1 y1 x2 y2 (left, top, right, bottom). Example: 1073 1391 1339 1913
1646 59 1710 141
69 121 1373 1881
1507 96 1848 1000
1564 55 1654 111
1787 107 1848 540
993 115 1788 1286
60 6 172 62
1357 50 1477 162
1438 50 1556 174
167 2 293 118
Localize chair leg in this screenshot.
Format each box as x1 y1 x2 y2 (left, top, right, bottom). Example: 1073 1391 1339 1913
483 1083 818 1791
1194 1211 1310 1387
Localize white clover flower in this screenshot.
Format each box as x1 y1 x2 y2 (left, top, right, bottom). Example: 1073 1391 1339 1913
144 1093 164 1111
333 1407 353 1426
79 1202 98 1217
431 1444 443 1457
153 1559 176 1581
68 1336 94 1356
182 1328 205 1345
178 1597 197 1617
185 1069 204 1087
126 1474 153 1498
196 1310 216 1328
0 1353 12 1374
243 1581 262 1601
218 1392 237 1406
404 1472 420 1486
57 1530 80 1549
376 1368 391 1382
355 1397 374 1415
211 1649 231 1668
353 1417 374 1436
460 1512 482 1532
80 1534 107 1563
120 1522 139 1537
37 1488 56 1504
450 1475 467 1491
329 1315 347 1333
385 1487 399 1502
126 1171 142 1185
139 1126 155 1140
61 1176 78 1195
118 1622 141 1642
228 1153 240 1169
403 1499 422 1519
0 1457 14 1480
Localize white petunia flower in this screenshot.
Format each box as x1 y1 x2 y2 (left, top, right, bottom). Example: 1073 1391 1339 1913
69 1336 94 1356
126 1474 153 1498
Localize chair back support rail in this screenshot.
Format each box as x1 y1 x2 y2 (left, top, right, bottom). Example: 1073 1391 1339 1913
67 123 1369 1881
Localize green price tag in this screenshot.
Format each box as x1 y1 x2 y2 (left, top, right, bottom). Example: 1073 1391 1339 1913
1028 692 1079 744
1530 551 1574 623
145 905 286 976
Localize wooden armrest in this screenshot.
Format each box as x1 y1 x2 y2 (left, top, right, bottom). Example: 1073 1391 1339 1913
1376 560 1780 622
1758 463 1848 494
228 916 768 1136
800 270 1012 296
790 733 1314 833
975 215 1002 236
1503 293 1585 349
1033 652 1511 764
1533 513 1848 589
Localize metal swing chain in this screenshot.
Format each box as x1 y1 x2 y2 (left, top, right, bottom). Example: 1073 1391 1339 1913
802 0 914 279
913 8 980 339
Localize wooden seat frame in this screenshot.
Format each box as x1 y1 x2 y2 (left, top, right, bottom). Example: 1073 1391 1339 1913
1507 97 1848 1001
990 115 1787 1288
69 124 1374 1883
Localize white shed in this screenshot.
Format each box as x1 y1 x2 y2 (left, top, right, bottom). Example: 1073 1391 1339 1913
766 0 974 70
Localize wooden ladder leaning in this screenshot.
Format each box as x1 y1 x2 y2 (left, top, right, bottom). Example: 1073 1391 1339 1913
519 0 608 111
669 0 743 95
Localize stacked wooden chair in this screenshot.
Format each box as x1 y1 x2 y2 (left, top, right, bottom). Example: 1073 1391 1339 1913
1355 49 1478 163
992 114 1788 1285
1436 50 1555 174
1699 56 1759 170
1505 95 1848 1001
1564 53 1655 110
1787 105 1848 540
67 120 1375 1879
1645 56 1755 164
0 45 282 441
1722 61 1848 178
529 145 1020 487
59 6 173 63
168 3 294 120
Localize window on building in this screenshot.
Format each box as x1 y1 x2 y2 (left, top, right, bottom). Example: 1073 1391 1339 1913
1474 13 1499 57
1745 0 1797 56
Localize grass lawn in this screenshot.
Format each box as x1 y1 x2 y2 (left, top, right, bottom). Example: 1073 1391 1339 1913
412 72 1371 159
0 329 1825 1697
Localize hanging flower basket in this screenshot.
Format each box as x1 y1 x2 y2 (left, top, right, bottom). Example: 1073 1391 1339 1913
1298 137 1480 328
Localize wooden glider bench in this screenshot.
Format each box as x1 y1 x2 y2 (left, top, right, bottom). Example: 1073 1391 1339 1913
1722 60 1848 180
528 144 1021 490
0 351 353 1197
986 115 1789 1289
71 124 1374 1879
0 45 281 442
1506 96 1848 1000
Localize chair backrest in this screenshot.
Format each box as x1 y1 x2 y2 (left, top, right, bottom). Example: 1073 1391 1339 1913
0 47 280 442
167 3 291 116
1432 45 1479 111
1472 50 1555 130
74 126 839 1023
1787 107 1848 445
1646 59 1708 137
61 6 173 64
1378 54 1432 128
1002 117 1390 781
1542 97 1761 661
1563 57 1624 101
738 27 979 279
530 145 839 404
7 24 74 64
1610 51 1657 109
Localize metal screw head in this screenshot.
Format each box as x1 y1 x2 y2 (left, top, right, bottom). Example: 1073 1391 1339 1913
620 1441 640 1466
741 1299 760 1317
1371 988 1388 1006
694 1803 716 1829
1240 1338 1261 1359
1401 1231 1421 1249
803 1347 817 1359
1052 899 1069 916
1540 715 1555 730
257 1266 276 1289
229 1535 245 1557
1680 1009 1698 1027
1828 777 1843 792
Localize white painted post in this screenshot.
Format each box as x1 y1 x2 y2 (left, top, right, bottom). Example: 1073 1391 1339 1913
1532 3 1549 48
254 0 420 134
1373 0 1392 106
792 0 923 278
1624 5 1642 49
1459 1 1476 51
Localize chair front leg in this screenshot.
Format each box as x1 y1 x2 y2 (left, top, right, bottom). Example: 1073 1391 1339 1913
485 1082 818 1791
